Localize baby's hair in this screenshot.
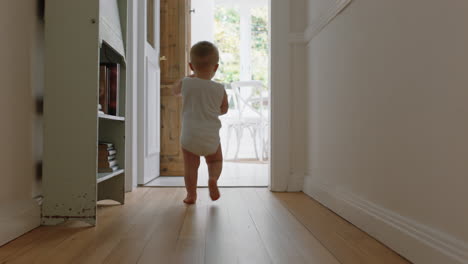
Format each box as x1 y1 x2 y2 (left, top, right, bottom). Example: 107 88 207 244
190 41 220 69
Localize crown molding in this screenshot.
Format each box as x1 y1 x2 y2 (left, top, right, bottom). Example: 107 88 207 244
304 0 352 44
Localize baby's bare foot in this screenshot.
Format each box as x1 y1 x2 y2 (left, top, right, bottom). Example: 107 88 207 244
183 194 197 204
208 179 220 201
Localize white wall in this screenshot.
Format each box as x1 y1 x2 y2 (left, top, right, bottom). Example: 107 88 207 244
32 0 45 198
191 0 215 45
288 0 307 191
0 0 42 245
303 0 468 263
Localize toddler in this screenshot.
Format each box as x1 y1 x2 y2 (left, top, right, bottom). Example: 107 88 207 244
173 41 229 204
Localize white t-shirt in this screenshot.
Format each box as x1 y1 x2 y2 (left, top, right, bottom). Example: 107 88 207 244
180 77 225 156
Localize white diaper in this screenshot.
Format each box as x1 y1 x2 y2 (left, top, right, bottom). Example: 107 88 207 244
180 77 225 156
181 120 220 156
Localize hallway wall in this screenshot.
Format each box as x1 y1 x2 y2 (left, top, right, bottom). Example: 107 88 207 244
303 0 468 263
0 0 42 246
288 0 307 192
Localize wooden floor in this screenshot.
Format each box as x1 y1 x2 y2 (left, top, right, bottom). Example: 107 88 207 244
147 161 268 187
0 188 411 264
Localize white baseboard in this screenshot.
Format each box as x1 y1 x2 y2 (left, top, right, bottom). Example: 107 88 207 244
287 173 304 192
0 199 41 246
303 176 468 264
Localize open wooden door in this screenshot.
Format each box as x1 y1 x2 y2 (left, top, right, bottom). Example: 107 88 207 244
160 0 191 176
137 0 161 184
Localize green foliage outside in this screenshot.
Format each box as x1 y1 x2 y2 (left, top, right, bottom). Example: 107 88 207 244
213 6 269 87
214 7 241 84
251 7 269 84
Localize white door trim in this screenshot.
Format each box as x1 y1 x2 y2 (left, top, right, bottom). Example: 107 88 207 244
125 0 137 191
127 0 299 191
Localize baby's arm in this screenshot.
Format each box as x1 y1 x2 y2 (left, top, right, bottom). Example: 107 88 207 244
172 74 196 96
220 91 228 115
172 78 183 96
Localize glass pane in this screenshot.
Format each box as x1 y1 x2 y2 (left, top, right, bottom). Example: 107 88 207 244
147 0 155 47
214 5 241 83
251 7 268 86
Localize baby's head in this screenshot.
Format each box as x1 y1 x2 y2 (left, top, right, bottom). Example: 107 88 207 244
189 41 219 79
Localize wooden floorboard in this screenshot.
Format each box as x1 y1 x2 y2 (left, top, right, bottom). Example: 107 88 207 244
102 188 178 264
203 189 237 264
254 189 340 264
0 188 411 264
136 188 188 264
222 189 272 264
240 189 307 264
273 192 411 264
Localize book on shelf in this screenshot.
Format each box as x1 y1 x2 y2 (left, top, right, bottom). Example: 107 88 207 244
98 104 104 114
99 63 120 116
99 142 114 149
99 149 117 157
98 142 119 173
99 144 117 157
98 159 118 168
99 154 116 162
108 63 120 116
99 65 109 114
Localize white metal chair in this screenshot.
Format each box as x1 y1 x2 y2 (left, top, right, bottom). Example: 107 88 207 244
219 85 242 159
221 81 269 161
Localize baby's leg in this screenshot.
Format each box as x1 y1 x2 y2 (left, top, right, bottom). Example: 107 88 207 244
205 145 223 201
182 148 200 204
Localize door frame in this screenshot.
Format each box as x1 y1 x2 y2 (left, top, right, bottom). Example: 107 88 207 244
126 0 296 191
125 0 137 191
269 0 294 191
126 0 162 189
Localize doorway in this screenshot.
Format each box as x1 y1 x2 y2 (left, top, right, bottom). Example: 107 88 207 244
146 0 270 187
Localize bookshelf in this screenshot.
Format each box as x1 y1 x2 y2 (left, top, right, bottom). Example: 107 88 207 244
97 169 125 183
99 113 126 121
42 0 128 226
